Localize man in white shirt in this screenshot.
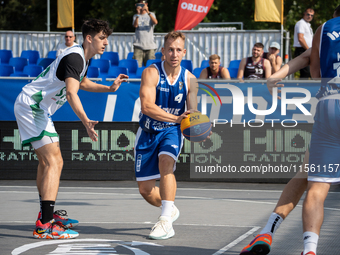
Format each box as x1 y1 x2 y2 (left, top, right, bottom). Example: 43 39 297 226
293 8 314 78
56 30 78 57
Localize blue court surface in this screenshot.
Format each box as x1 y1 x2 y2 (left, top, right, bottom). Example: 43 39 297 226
1 180 339 255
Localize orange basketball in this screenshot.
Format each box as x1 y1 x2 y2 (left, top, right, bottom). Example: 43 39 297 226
180 112 211 142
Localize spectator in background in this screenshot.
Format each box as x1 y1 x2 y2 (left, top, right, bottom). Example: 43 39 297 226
293 8 314 78
263 42 283 74
133 0 158 67
199 54 230 79
56 30 78 57
237 42 271 80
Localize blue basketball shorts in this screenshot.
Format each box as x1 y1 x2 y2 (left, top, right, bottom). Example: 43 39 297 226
134 126 184 181
308 96 340 183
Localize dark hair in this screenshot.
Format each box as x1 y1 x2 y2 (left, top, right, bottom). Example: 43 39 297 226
81 19 113 40
164 31 186 46
334 5 340 17
304 8 314 13
254 42 264 49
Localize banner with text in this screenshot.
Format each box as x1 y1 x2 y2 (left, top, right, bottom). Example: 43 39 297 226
174 0 214 30
0 80 320 123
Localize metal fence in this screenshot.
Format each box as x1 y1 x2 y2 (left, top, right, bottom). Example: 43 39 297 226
0 30 287 69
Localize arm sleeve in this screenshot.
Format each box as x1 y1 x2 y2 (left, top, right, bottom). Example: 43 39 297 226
56 53 84 82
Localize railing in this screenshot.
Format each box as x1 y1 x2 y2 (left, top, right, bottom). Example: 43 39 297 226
0 29 288 69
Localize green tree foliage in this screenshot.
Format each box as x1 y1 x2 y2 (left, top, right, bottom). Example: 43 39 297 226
0 0 339 36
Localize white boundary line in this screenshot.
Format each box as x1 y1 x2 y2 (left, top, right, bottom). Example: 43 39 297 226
0 220 258 228
0 185 339 194
1 191 340 211
212 226 261 255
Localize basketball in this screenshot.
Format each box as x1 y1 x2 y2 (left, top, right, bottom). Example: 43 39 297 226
180 112 212 142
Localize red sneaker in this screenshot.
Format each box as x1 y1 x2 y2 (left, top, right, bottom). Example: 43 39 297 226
37 210 79 229
33 219 79 239
240 233 272 255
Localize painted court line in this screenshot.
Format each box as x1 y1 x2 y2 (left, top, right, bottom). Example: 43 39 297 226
212 226 260 255
2 190 340 211
0 220 259 228
1 185 339 194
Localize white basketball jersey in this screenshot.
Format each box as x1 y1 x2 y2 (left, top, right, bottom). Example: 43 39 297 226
22 45 88 116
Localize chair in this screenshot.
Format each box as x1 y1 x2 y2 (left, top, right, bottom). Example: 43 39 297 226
37 58 55 69
228 67 239 78
200 60 210 68
155 52 163 59
9 57 29 73
87 66 100 78
118 59 139 76
47 51 57 59
127 52 134 60
107 66 128 78
101 52 119 66
10 73 29 77
229 59 241 69
90 59 111 75
193 67 204 78
23 65 44 77
0 64 15 76
0 50 13 64
145 59 161 67
21 50 40 65
136 66 146 78
180 59 193 72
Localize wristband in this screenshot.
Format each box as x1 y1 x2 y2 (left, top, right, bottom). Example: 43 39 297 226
148 12 151 15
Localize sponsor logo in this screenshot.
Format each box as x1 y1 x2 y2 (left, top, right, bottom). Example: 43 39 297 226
180 2 209 13
198 82 222 106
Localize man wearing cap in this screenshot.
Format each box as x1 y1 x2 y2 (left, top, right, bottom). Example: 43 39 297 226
263 42 283 74
293 8 314 78
133 0 158 67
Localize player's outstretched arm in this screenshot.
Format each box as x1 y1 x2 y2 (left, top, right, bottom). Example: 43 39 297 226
267 48 312 97
79 74 128 93
66 77 98 141
310 26 322 79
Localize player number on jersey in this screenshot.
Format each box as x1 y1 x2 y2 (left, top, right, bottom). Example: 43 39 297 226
174 93 183 103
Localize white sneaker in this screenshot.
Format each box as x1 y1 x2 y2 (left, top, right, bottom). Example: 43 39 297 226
149 216 175 240
171 205 180 223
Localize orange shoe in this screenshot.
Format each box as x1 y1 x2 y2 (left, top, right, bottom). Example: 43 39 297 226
33 219 79 239
37 210 79 229
301 252 316 255
240 233 272 255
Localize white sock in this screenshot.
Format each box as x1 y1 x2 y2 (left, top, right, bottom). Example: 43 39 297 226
161 200 174 221
303 231 318 255
259 213 283 237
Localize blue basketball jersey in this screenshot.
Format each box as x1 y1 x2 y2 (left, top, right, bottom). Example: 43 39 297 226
139 61 188 132
316 16 340 99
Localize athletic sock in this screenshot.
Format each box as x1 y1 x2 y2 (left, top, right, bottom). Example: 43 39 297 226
161 200 174 222
303 231 318 255
41 201 55 224
39 195 42 220
259 212 283 237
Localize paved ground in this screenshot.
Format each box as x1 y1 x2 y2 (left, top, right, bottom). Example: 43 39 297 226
1 180 339 255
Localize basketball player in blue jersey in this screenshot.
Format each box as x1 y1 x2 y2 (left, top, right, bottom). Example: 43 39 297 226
14 19 128 239
134 31 198 240
300 6 340 255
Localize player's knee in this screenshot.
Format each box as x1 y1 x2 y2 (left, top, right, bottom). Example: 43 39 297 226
159 155 174 170
138 184 153 197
